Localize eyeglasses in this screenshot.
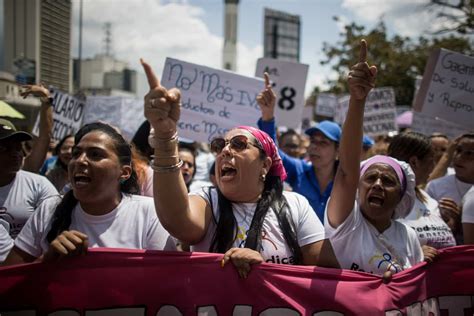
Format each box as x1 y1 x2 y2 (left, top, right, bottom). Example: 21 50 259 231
210 135 261 155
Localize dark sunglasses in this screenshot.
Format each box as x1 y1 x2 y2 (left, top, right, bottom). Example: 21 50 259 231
210 135 261 155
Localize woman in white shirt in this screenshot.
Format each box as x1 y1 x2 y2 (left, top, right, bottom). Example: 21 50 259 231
388 132 456 250
324 40 423 276
3 122 174 265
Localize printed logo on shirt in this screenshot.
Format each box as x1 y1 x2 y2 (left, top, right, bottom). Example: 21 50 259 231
350 252 403 274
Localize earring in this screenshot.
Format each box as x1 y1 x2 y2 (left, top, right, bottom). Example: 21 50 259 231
119 178 126 185
260 173 266 182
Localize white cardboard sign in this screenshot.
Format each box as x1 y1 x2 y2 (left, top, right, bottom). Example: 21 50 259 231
315 93 337 117
255 58 308 129
32 89 85 142
334 87 398 137
160 58 264 143
414 48 473 129
411 111 470 139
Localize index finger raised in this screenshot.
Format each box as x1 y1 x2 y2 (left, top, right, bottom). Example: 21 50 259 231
140 58 160 89
264 72 271 88
359 39 368 63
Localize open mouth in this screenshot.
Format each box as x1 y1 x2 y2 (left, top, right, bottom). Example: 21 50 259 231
73 174 91 187
221 165 237 180
368 195 384 207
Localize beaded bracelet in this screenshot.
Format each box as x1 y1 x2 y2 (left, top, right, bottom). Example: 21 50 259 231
150 159 183 173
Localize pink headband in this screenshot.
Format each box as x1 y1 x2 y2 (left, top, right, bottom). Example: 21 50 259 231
237 126 287 182
360 155 406 193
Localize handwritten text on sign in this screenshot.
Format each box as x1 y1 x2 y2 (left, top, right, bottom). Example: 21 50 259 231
160 58 264 143
32 89 85 142
414 49 473 129
255 58 309 129
334 87 398 137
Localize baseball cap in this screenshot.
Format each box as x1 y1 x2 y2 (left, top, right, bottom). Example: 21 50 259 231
0 118 32 142
305 120 341 142
363 135 375 148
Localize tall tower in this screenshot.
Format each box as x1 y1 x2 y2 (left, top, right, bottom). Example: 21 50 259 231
3 0 72 92
223 0 239 71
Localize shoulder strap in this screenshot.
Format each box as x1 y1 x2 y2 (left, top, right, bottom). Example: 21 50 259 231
272 196 303 265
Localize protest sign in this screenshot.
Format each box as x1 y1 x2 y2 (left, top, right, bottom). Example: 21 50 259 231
411 111 470 139
160 58 264 143
255 58 309 129
1 247 473 315
334 88 398 137
315 93 337 117
301 105 313 131
414 48 473 129
83 96 145 141
32 89 85 142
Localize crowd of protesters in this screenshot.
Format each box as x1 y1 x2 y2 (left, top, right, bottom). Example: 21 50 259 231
0 41 472 282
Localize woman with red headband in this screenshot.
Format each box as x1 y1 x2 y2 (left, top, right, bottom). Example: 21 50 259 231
140 59 340 278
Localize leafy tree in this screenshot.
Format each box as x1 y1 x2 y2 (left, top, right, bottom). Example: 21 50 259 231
428 0 474 34
316 19 472 105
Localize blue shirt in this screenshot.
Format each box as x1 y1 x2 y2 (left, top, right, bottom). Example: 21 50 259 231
258 118 334 222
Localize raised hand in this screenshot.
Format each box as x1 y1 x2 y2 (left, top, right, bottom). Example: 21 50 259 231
348 40 377 101
439 197 462 233
141 59 181 139
43 230 88 262
20 83 50 101
221 247 264 279
256 72 276 121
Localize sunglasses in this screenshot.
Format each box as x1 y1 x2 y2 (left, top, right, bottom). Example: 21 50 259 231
210 135 261 155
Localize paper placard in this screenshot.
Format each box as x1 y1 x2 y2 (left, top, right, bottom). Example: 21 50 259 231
333 87 398 137
414 48 473 129
255 58 308 129
160 58 264 143
32 89 85 142
315 93 337 117
411 111 470 139
301 106 314 131
82 96 145 141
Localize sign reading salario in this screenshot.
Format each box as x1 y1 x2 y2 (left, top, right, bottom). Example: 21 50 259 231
414 48 473 129
32 89 85 142
0 247 473 315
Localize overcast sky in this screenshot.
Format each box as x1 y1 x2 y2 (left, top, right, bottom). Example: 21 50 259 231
71 0 469 96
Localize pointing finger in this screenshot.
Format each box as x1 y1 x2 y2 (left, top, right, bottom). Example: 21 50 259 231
140 58 160 89
264 72 271 89
359 39 368 63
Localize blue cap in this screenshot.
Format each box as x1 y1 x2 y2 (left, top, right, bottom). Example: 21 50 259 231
363 135 375 148
305 120 341 142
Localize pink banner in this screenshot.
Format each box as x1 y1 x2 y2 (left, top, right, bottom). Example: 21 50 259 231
0 246 473 315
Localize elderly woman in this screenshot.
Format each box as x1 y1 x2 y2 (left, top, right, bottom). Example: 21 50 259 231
324 40 423 276
141 59 339 278
3 122 175 265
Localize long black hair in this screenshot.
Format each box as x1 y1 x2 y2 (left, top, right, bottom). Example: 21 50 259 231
46 122 140 243
388 131 432 203
208 148 301 263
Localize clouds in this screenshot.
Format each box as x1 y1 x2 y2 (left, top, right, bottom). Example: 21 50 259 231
340 0 461 37
72 0 261 86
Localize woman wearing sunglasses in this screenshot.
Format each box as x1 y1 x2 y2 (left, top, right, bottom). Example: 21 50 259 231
141 59 339 278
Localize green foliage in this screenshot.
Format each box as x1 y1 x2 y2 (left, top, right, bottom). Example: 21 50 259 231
317 19 473 105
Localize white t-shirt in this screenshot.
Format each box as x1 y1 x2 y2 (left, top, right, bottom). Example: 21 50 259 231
462 187 474 224
325 200 423 275
426 174 473 205
0 170 58 238
14 194 176 258
398 189 456 249
191 188 325 265
0 224 13 263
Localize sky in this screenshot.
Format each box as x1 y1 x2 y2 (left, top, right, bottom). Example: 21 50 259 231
71 0 468 97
